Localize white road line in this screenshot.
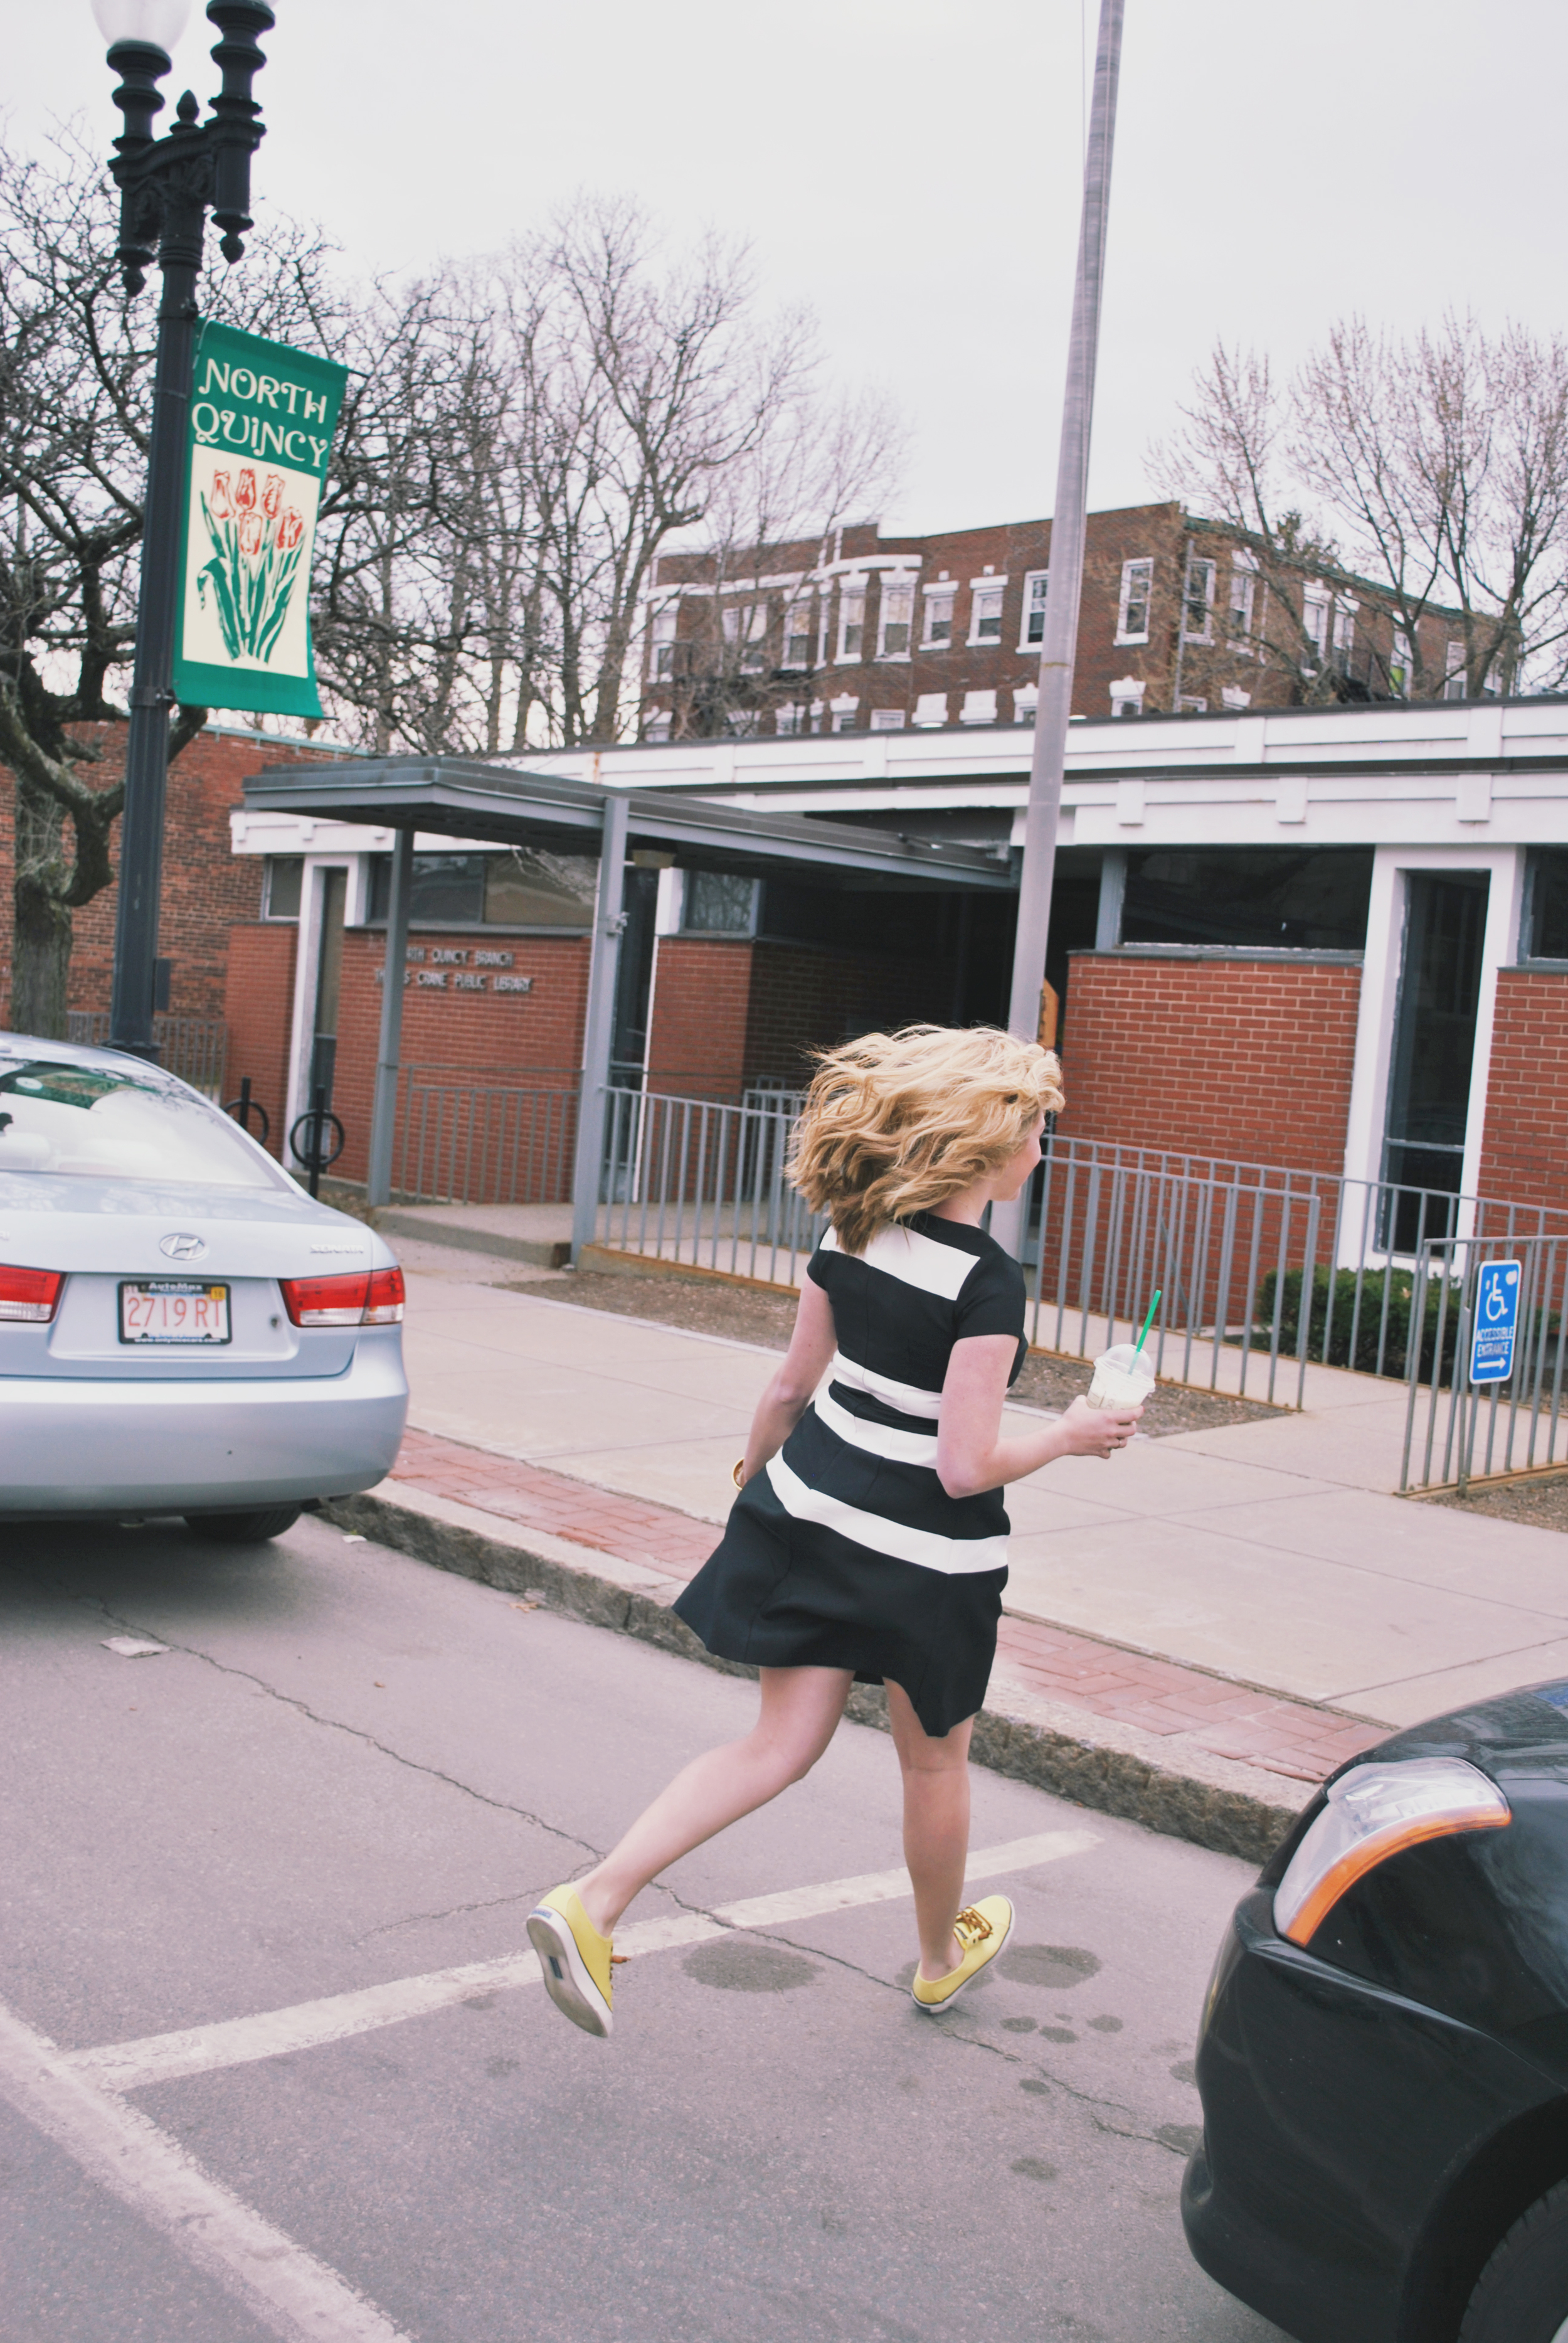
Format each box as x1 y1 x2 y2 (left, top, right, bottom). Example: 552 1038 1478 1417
0 1996 408 2343
67 1827 1098 2095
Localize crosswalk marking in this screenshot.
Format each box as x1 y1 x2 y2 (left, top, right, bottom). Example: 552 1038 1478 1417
66 1827 1097 2094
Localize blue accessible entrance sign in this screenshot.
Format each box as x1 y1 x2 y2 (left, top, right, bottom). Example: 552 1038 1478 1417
1470 1260 1522 1385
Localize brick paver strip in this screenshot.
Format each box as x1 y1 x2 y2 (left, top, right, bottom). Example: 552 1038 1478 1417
388 1426 1384 1786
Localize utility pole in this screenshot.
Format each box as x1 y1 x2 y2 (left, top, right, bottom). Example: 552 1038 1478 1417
991 0 1124 1258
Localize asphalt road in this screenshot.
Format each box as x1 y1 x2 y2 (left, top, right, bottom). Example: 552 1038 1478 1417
0 1513 1290 2343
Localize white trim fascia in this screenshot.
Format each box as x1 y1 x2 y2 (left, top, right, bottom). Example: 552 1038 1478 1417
968 573 1010 590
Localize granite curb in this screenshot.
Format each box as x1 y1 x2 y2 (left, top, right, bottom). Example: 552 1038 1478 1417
322 1484 1311 1869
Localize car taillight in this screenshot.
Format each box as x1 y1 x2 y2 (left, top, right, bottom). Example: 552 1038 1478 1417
279 1265 405 1328
1274 1756 1510 1947
0 1264 64 1323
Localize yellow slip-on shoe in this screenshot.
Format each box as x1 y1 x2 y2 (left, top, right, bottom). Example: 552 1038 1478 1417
527 1885 615 2039
910 1895 1014 2012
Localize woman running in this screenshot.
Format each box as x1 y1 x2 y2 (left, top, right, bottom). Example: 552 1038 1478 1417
527 1024 1142 2037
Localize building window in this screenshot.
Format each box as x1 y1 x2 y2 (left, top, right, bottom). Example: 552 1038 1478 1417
1123 847 1374 952
726 709 760 737
1388 630 1413 698
1227 556 1257 650
263 856 303 919
1020 571 1049 647
877 579 914 659
1221 685 1252 710
837 580 867 661
968 580 1006 644
782 600 813 669
869 707 906 730
368 851 595 930
649 605 677 678
829 693 860 733
774 704 805 736
1013 683 1038 725
1444 640 1468 699
960 688 997 725
1523 848 1568 960
1116 558 1153 644
1110 676 1146 717
913 691 949 728
644 709 672 742
684 872 759 934
1179 696 1208 713
923 587 955 647
1301 588 1329 671
723 603 767 672
1182 557 1216 643
1332 597 1356 677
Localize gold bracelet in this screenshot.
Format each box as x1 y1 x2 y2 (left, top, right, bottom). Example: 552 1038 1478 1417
731 1458 746 1490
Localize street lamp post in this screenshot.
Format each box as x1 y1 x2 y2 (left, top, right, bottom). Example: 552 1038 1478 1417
94 0 273 1061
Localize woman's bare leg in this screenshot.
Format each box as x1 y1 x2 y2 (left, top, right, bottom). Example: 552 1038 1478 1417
573 1666 854 1936
886 1681 975 1980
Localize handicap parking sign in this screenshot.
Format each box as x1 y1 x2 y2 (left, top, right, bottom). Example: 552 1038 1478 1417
1470 1260 1521 1384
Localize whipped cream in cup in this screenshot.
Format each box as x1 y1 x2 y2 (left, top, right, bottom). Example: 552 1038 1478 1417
1087 1342 1157 1412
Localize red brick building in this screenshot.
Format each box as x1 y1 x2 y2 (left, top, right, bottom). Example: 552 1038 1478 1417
640 505 1466 740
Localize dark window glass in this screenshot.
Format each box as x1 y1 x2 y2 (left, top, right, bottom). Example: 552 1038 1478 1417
408 854 485 925
1527 849 1568 960
685 872 756 933
1122 848 1374 952
367 851 593 929
1382 871 1489 1241
263 856 302 918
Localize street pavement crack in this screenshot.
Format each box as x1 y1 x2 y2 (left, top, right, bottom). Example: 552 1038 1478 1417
65 1581 605 1868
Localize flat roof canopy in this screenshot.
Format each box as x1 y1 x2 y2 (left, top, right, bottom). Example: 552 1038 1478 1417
242 755 1015 892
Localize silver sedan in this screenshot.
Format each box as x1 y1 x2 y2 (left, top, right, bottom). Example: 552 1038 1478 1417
0 1035 408 1539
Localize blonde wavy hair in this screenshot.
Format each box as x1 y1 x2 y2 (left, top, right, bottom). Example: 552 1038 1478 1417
788 1024 1064 1256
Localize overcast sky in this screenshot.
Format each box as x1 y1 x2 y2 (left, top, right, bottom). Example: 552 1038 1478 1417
13 1 1568 537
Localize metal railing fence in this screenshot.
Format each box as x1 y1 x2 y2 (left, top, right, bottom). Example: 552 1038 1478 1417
1401 1231 1568 1492
395 1069 577 1206
596 1085 822 1283
66 1012 228 1095
1026 1138 1568 1406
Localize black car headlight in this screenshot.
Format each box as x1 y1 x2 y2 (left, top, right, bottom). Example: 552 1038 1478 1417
1274 1756 1510 1948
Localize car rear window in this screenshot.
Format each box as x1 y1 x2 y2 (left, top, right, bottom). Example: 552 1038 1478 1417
0 1061 287 1187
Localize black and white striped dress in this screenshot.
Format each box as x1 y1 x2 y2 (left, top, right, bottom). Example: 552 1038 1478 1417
673 1211 1027 1736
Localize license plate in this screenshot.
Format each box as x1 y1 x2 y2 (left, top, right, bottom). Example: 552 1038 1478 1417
119 1280 231 1345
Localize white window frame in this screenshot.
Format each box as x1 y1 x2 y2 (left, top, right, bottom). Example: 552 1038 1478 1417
1012 683 1039 725
913 691 949 728
773 704 805 736
644 709 672 742
1388 629 1413 699
649 605 677 679
1444 639 1468 700
967 576 1008 647
1301 586 1330 671
869 706 906 731
1332 595 1357 678
1221 685 1252 710
959 688 998 726
836 578 867 663
876 577 915 661
1227 555 1257 653
922 584 956 648
1182 556 1216 644
1115 558 1154 645
829 691 860 732
1018 570 1049 650
781 598 814 671
723 602 768 673
1109 676 1146 717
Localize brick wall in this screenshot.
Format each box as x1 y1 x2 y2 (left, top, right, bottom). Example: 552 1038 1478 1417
328 927 590 1185
0 723 359 1025
1478 968 1568 1213
645 938 755 1099
1056 950 1364 1172
223 923 297 1156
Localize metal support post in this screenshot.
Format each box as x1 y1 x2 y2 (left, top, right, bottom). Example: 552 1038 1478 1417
366 828 413 1206
570 794 630 1264
993 0 1125 1257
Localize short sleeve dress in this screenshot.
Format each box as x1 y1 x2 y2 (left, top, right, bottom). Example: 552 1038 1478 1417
672 1211 1027 1737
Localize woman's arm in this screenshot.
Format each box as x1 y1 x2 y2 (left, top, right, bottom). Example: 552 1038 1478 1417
936 1333 1142 1499
738 1277 839 1485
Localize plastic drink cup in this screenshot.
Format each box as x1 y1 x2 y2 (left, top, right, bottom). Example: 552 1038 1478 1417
1087 1342 1157 1411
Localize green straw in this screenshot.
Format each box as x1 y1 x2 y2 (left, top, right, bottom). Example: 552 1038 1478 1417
1132 1290 1161 1358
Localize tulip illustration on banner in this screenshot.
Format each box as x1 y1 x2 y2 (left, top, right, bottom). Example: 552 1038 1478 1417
194 465 304 664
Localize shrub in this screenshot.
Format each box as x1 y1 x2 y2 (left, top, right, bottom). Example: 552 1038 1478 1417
1258 1266 1463 1384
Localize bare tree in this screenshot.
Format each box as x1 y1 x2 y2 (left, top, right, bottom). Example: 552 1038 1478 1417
1155 317 1568 703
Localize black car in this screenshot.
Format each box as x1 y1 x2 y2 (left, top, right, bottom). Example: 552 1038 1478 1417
1184 1681 1568 2343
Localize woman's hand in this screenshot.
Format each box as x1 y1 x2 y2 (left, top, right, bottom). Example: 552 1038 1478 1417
1055 1393 1143 1460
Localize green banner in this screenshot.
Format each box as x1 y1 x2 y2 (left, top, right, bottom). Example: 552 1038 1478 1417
172 321 347 718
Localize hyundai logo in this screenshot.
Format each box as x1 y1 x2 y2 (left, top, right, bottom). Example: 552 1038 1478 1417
159 1232 207 1262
